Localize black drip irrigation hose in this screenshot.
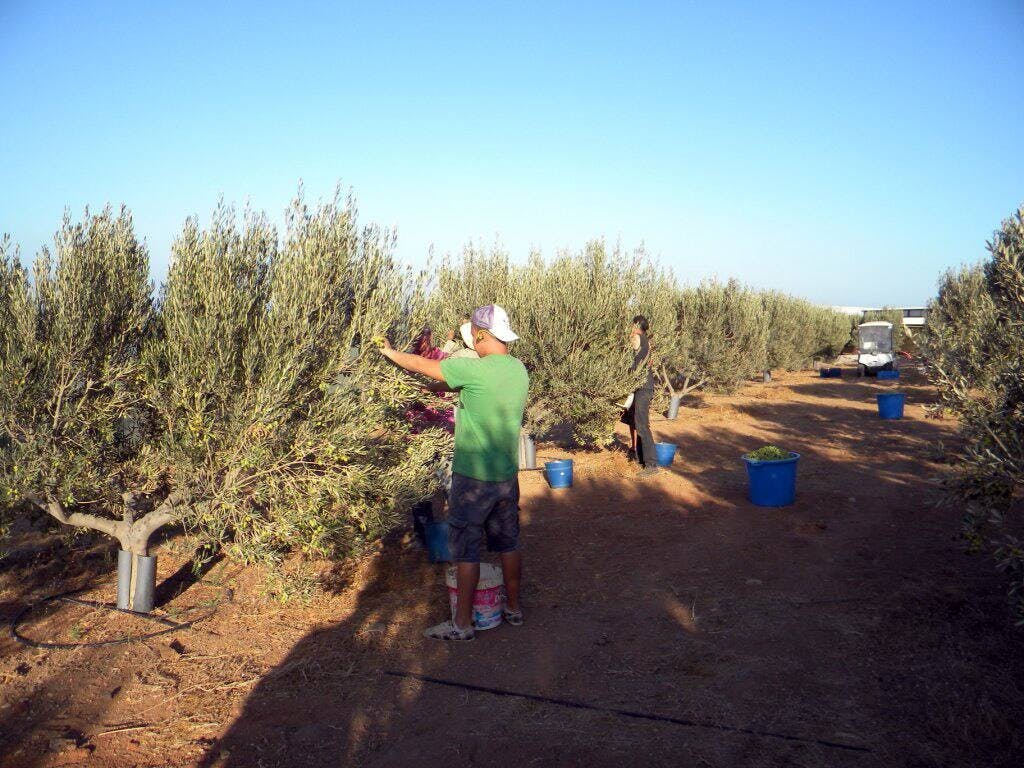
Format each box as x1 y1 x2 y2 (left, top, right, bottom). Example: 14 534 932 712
9 586 232 650
384 670 871 754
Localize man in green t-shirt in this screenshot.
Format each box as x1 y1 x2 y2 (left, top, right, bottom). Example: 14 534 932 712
381 304 529 641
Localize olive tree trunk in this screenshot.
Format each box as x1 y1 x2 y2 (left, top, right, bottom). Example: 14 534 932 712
659 366 705 419
32 492 185 613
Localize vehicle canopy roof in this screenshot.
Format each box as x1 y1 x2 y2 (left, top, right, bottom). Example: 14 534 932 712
858 320 893 328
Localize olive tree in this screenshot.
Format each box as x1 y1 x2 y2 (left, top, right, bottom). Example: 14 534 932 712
927 205 1024 621
811 306 857 360
147 192 448 570
761 293 852 380
432 244 512 333
921 263 1004 415
977 207 1024 618
0 208 159 600
761 291 805 378
674 279 768 392
0 236 36 547
632 264 697 406
434 241 645 446
1 192 449 612
506 242 645 445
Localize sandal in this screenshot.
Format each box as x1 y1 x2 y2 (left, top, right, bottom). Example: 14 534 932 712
423 619 475 642
502 606 524 627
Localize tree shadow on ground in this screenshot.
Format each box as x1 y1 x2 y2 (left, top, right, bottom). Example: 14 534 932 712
196 481 885 767
0 538 233 766
0 528 121 659
153 548 225 609
3 371 1023 767
194 378 1024 768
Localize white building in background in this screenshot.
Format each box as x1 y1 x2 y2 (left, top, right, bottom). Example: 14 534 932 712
898 307 927 329
831 306 929 333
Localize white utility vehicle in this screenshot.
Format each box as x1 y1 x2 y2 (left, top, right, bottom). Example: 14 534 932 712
857 320 895 376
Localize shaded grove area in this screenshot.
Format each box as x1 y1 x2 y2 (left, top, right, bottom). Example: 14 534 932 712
1 369 1022 767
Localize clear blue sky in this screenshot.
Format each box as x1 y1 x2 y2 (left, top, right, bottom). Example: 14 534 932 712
2 1 1022 306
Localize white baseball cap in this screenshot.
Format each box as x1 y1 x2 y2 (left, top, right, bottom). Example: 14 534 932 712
471 304 519 343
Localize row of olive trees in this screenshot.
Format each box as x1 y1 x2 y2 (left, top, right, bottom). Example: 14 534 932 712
1 196 853 608
434 245 853 446
655 282 852 394
0 194 449 610
921 205 1024 621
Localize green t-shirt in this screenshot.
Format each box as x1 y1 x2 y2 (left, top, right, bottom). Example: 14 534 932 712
440 354 529 482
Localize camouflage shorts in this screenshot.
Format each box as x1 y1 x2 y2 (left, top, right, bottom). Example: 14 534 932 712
447 473 520 563
435 461 453 492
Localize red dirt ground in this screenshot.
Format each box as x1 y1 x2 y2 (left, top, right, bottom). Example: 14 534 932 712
2 368 1023 767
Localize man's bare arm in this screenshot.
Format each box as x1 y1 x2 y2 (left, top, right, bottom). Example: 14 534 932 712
380 345 447 382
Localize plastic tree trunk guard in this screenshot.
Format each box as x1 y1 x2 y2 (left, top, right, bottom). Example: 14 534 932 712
117 550 158 612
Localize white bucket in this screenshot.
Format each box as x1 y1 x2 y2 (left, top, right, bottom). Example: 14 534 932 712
446 562 505 630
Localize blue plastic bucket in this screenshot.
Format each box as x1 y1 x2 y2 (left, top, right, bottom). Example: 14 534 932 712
743 452 800 507
877 370 900 380
877 392 906 419
426 521 451 563
655 442 678 467
544 459 573 489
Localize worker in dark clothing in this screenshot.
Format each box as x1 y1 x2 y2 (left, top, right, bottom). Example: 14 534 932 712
622 315 660 478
